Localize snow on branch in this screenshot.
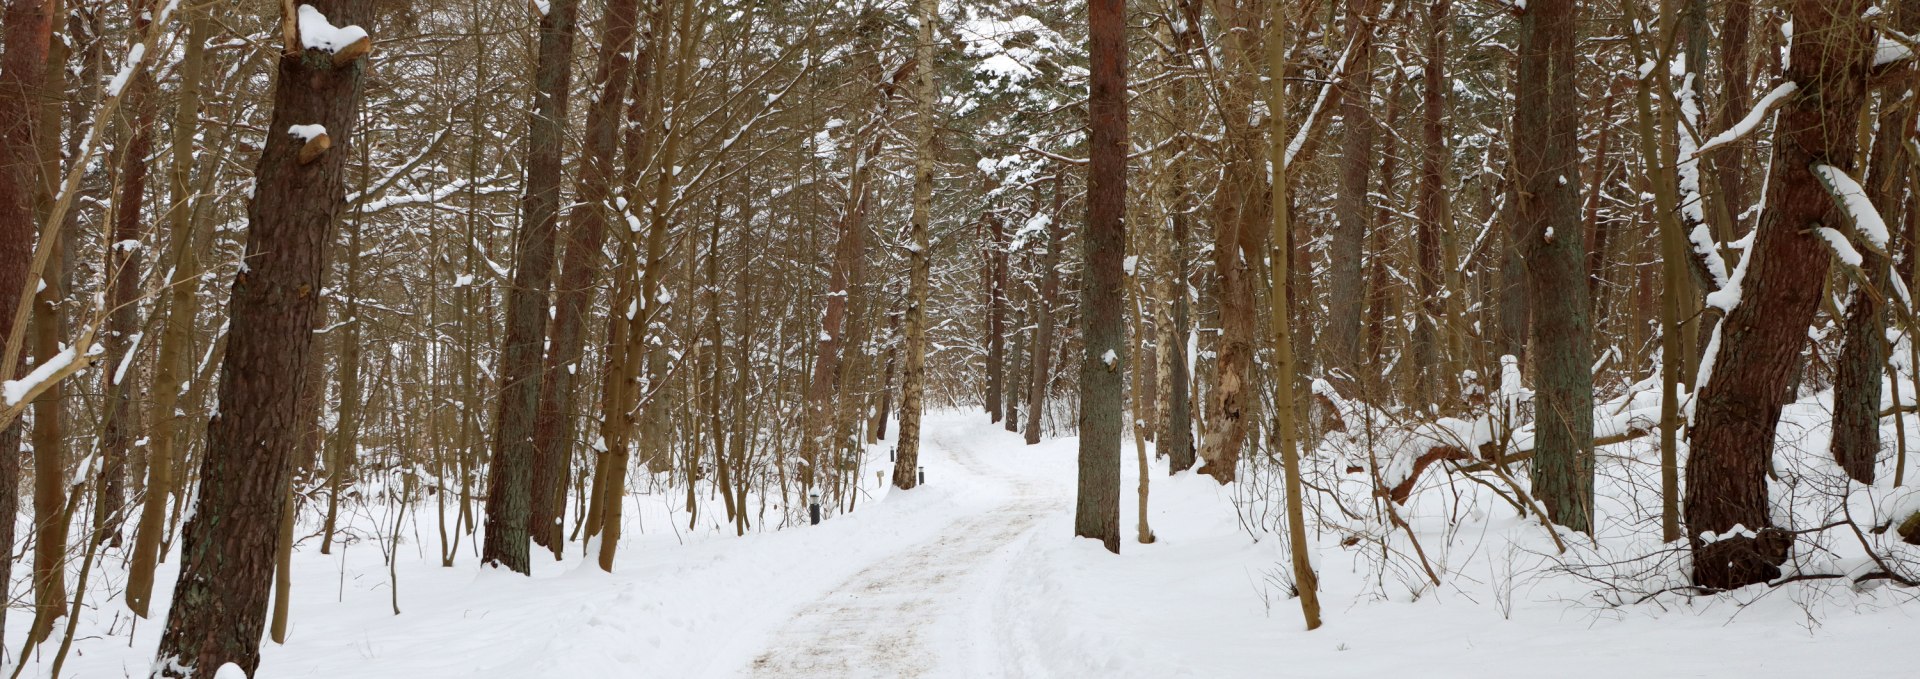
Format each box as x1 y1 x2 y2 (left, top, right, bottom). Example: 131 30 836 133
1692 82 1797 158
1813 163 1891 252
1817 227 1865 267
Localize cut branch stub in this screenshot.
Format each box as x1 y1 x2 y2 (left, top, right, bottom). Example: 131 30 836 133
297 133 331 165
281 0 301 55
331 36 371 67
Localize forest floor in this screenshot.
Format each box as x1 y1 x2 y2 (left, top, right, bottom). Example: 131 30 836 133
19 410 1920 678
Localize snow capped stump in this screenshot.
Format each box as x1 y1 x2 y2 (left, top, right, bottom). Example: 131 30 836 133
289 124 330 165
284 3 373 66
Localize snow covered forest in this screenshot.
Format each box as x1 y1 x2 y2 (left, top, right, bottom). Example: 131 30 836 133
0 0 1918 675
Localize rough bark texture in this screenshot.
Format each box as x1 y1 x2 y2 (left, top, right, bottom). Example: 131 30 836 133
1324 0 1376 392
1413 0 1450 407
1196 1 1267 484
1515 0 1595 533
153 2 371 672
1685 0 1872 590
1077 0 1126 554
483 0 578 573
1711 0 1752 240
0 0 54 645
1159 0 1203 474
1831 0 1916 486
892 0 935 491
531 0 642 555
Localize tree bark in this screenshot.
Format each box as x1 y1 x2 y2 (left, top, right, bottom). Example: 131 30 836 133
128 2 213 613
153 2 372 672
100 0 157 549
1025 181 1064 445
892 0 936 490
483 0 578 574
531 0 645 557
1829 0 1915 484
1412 0 1450 407
1268 0 1322 630
0 0 55 647
1685 0 1873 591
1076 0 1126 554
1324 0 1377 393
26 0 72 643
986 214 1007 422
1513 0 1596 532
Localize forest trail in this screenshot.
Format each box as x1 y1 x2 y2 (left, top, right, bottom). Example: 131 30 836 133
746 420 1065 678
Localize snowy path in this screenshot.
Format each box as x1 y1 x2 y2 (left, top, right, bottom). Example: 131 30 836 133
747 425 1063 678
42 411 1920 678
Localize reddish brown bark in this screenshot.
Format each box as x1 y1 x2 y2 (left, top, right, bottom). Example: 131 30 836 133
0 0 56 646
154 2 372 673
530 0 644 556
1685 0 1874 590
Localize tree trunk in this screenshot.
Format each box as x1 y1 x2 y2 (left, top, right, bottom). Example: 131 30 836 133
1076 0 1126 554
531 0 644 557
1324 0 1376 393
127 0 210 617
99 0 156 550
892 0 936 490
1514 0 1595 533
483 0 578 574
153 2 372 672
986 214 1007 422
1412 0 1450 407
0 14 55 567
1161 0 1203 472
1025 181 1064 445
1686 0 1872 591
26 0 74 644
1268 0 1322 630
1830 0 1914 483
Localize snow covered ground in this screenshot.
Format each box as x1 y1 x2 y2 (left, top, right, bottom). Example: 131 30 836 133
16 410 1918 678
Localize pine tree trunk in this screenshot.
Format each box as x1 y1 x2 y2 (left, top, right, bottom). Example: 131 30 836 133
0 20 54 649
986 214 1007 422
1076 0 1126 554
483 0 578 574
1514 0 1595 533
1325 0 1376 393
1412 0 1450 408
1829 0 1913 483
1686 0 1873 590
153 2 372 671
